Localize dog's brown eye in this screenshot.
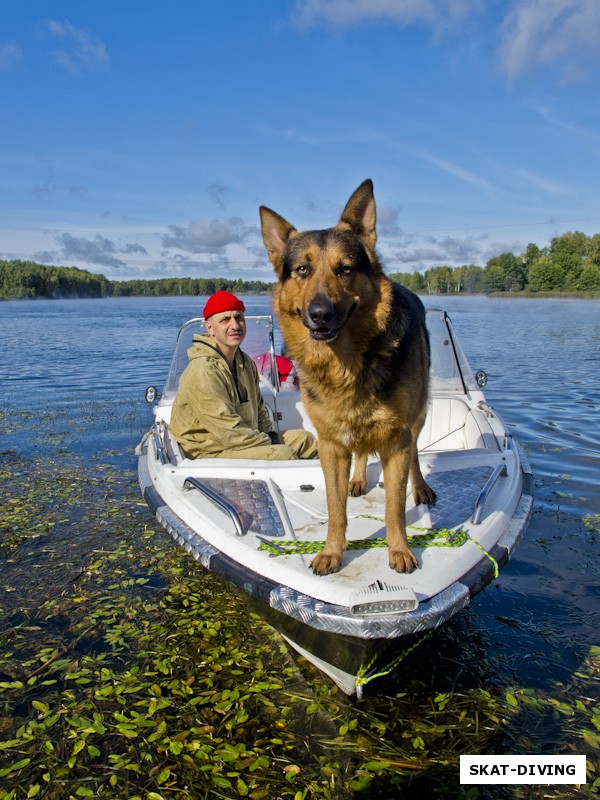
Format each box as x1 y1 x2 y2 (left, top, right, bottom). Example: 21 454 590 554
296 264 310 277
337 264 353 277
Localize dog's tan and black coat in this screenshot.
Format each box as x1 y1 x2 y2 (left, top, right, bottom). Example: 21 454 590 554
260 180 435 575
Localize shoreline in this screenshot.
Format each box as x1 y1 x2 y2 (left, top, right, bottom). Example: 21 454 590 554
2 289 600 302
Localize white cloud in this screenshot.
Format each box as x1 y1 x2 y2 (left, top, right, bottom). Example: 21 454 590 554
433 235 484 262
162 217 253 254
33 250 60 265
0 42 22 70
52 233 149 270
292 0 600 81
533 105 600 151
293 0 481 32
207 183 232 210
419 151 491 188
499 0 600 79
122 243 148 255
377 205 404 237
387 232 485 267
44 19 109 72
170 253 234 274
513 168 572 196
30 159 89 199
57 233 125 269
481 238 529 262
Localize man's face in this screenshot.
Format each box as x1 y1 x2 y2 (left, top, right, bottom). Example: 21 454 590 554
205 310 246 356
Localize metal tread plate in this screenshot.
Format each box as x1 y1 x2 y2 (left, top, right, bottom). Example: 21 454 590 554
424 466 494 530
198 478 286 538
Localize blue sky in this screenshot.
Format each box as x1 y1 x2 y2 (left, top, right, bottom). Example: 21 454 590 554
2 0 599 282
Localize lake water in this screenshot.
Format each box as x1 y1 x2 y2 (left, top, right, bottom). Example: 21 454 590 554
1 294 599 798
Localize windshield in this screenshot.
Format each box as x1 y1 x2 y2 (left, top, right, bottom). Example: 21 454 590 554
427 309 478 393
159 310 476 402
161 315 277 401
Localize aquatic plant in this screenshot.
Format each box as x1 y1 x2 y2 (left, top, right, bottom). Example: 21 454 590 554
0 434 598 799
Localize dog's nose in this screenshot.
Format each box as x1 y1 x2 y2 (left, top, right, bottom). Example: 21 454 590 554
308 296 335 326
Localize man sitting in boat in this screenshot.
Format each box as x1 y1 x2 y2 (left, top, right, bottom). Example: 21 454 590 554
169 290 318 460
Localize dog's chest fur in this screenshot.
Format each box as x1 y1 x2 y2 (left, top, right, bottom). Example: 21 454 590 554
297 335 408 441
283 287 427 450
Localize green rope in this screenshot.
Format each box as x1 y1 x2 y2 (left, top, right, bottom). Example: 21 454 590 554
351 525 498 690
257 513 500 693
356 630 434 690
257 523 468 557
467 535 499 579
257 515 499 579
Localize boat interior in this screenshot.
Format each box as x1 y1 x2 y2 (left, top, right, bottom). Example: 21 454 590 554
139 309 531 628
152 310 507 468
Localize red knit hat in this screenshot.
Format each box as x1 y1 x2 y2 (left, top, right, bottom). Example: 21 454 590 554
202 290 246 319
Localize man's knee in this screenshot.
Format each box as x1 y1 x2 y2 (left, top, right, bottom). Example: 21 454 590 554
281 429 318 459
216 443 297 460
268 444 298 460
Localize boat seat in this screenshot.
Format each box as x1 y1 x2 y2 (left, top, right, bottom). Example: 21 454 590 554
418 397 496 451
418 397 470 451
274 393 489 452
270 389 318 436
162 395 493 464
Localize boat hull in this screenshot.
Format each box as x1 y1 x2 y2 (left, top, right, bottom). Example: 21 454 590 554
138 437 532 695
137 310 533 695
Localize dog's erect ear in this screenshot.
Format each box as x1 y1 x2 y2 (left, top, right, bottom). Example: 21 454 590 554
259 206 296 276
339 179 376 251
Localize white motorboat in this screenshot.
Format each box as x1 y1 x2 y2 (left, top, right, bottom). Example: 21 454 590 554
138 309 532 696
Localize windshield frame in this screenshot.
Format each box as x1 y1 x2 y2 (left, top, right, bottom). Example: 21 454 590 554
159 310 476 402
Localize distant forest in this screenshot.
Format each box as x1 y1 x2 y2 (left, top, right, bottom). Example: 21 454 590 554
0 263 273 300
390 230 600 294
2 230 600 300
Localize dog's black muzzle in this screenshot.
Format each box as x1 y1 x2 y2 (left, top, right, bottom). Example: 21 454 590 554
305 295 356 342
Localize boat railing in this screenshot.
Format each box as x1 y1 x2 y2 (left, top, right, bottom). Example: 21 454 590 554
471 462 508 524
153 422 168 465
183 477 246 536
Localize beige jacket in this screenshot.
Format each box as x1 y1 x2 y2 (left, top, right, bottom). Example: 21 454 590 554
169 334 274 458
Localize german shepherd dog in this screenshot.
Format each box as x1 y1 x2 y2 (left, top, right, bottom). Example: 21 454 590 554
260 180 436 575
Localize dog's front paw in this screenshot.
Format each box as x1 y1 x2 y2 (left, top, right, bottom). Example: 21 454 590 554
310 551 342 575
389 547 418 573
348 478 367 497
412 481 436 506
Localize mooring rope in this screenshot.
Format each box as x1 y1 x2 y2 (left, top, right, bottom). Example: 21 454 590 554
258 524 465 556
355 630 435 694
257 516 500 693
258 519 499 580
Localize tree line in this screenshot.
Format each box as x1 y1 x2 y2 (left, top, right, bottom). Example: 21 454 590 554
2 230 600 300
0 261 273 300
0 260 111 299
390 231 600 294
110 276 274 297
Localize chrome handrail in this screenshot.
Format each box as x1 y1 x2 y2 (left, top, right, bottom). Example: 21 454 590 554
183 477 245 536
471 463 508 524
153 428 168 465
